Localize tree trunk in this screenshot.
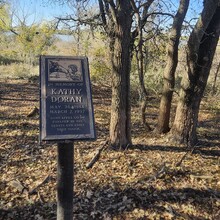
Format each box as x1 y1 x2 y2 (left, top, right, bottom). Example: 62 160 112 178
135 10 151 131
212 61 220 94
136 46 152 131
155 0 189 133
170 2 220 146
109 2 133 149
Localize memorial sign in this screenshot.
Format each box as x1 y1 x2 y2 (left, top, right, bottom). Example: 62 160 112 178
40 55 96 141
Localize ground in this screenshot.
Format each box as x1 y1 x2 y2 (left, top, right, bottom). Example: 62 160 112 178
0 78 219 220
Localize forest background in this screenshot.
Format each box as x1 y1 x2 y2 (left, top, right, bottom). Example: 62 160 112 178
0 0 219 95
0 0 220 219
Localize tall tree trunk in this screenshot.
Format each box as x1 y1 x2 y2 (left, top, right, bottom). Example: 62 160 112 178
109 2 133 149
155 0 189 133
170 2 220 146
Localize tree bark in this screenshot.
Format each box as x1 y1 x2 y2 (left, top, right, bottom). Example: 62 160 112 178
109 2 133 149
134 3 152 131
169 2 220 146
212 61 220 94
155 0 189 134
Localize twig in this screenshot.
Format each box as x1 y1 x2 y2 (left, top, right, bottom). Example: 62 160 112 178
190 175 214 179
86 140 108 169
28 174 50 195
147 162 167 182
175 148 195 167
9 174 50 196
0 140 14 149
27 106 39 117
38 191 46 203
136 162 167 184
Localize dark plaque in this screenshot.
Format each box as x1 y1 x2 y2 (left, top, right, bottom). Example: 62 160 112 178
40 55 96 141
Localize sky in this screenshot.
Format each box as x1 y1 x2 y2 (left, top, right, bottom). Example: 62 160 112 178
8 0 203 26
9 0 74 25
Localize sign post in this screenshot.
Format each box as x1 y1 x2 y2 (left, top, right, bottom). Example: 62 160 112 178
57 142 73 220
40 55 96 220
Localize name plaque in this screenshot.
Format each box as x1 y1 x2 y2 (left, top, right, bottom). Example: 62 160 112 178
40 55 96 141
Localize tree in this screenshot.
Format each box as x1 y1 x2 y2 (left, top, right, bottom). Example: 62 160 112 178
54 0 187 149
15 22 56 65
0 0 56 65
155 0 189 133
94 1 132 149
0 2 10 32
55 0 158 149
169 0 220 146
132 0 154 131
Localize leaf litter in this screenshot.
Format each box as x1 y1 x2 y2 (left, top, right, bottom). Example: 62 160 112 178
0 79 219 219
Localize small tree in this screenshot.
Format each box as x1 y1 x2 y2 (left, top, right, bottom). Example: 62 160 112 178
0 1 56 65
15 22 56 65
0 2 10 32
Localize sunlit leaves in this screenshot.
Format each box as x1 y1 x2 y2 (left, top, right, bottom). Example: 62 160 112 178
0 2 10 32
15 22 56 62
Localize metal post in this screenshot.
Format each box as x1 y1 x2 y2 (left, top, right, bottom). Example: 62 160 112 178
57 142 74 220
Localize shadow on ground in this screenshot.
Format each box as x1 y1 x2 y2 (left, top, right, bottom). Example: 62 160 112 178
1 185 219 220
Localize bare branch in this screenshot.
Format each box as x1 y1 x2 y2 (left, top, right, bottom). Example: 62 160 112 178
55 12 102 28
0 16 19 35
142 0 155 20
142 12 174 28
105 0 117 23
189 0 220 53
130 0 138 13
98 0 107 27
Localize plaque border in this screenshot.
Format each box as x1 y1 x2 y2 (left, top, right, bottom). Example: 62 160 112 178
40 55 96 142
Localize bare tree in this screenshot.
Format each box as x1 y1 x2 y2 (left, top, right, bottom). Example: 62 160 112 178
132 0 154 131
104 1 133 149
155 0 189 134
55 0 160 149
53 0 184 149
169 0 220 146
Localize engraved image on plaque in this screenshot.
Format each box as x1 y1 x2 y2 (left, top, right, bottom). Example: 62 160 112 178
48 59 83 82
